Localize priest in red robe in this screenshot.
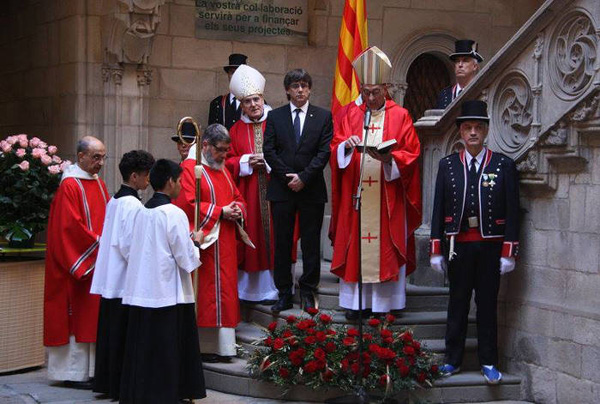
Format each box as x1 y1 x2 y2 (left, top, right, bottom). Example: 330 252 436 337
174 123 247 363
44 136 109 387
225 64 278 304
330 47 422 320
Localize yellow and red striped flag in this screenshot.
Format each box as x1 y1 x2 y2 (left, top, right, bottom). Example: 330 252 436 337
331 0 368 116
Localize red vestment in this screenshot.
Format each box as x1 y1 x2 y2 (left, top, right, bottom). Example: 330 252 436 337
44 176 109 346
226 120 273 273
330 100 422 282
174 160 246 328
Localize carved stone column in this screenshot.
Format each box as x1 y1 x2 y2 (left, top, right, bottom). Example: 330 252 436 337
101 0 164 192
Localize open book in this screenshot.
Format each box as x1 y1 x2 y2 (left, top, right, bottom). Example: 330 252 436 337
356 139 397 154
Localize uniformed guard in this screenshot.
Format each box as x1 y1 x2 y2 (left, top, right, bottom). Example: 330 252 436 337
435 40 483 109
429 100 520 384
208 53 247 129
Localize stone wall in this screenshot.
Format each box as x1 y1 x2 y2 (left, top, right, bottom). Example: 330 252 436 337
0 0 108 162
498 136 600 403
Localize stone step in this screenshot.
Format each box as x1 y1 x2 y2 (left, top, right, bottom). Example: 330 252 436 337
288 260 450 312
235 321 481 371
294 282 450 312
241 305 477 341
203 357 521 403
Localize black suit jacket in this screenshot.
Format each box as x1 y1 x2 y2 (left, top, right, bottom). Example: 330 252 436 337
435 85 454 109
263 103 333 203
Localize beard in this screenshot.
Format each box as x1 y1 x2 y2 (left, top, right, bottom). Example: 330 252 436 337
202 150 224 170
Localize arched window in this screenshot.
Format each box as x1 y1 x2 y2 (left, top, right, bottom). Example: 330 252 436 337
403 53 451 121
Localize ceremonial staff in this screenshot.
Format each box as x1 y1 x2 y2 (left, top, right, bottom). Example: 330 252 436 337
177 116 202 311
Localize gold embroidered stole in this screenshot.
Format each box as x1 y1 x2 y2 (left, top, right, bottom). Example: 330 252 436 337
359 109 385 283
252 122 271 260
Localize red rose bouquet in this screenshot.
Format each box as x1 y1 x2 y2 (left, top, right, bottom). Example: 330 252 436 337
247 309 441 397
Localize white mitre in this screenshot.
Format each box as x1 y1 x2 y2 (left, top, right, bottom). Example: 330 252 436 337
229 64 266 100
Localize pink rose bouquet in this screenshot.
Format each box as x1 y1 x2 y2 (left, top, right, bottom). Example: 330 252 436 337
0 134 71 244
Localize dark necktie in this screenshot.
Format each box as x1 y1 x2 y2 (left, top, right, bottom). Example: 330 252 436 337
469 158 477 181
293 108 301 143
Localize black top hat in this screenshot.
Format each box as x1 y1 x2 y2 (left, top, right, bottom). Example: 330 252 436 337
171 122 197 142
450 39 484 63
223 53 248 72
456 100 490 126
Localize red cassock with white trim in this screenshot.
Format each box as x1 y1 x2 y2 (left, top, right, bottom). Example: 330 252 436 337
44 177 109 346
174 159 247 328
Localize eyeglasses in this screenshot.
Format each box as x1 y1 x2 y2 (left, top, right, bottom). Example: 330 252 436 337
361 88 383 97
289 82 310 89
210 144 231 153
90 154 107 162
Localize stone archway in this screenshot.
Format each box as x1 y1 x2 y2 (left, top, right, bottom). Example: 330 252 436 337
389 32 456 111
404 53 451 121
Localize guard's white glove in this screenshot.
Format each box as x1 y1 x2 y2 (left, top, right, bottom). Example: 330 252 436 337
499 257 516 275
430 254 446 274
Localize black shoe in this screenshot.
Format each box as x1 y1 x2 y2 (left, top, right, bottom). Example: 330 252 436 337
217 355 233 363
271 295 293 313
200 353 220 363
259 299 277 305
63 380 94 390
345 309 359 321
344 308 372 321
300 291 316 312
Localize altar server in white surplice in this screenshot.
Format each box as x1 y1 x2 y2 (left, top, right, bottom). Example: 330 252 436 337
90 150 154 399
120 159 206 404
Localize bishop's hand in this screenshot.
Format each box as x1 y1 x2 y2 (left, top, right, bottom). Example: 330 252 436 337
222 201 242 221
344 135 362 150
367 148 392 163
249 153 265 168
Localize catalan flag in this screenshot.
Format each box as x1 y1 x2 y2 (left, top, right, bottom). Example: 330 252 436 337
331 0 368 116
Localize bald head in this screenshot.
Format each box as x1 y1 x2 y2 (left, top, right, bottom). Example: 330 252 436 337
77 136 106 175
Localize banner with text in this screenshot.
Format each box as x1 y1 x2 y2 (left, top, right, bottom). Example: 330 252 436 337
195 0 308 45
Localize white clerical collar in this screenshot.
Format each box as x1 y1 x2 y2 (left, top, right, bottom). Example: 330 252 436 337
61 163 97 182
466 148 486 167
289 101 309 115
240 104 272 124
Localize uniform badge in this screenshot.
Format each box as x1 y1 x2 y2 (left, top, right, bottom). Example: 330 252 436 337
488 173 497 187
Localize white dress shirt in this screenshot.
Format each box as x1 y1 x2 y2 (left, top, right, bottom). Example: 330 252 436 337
289 101 309 136
229 93 240 110
465 147 486 172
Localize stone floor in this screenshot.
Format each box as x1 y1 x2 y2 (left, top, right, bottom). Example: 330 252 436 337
0 367 302 404
0 367 532 403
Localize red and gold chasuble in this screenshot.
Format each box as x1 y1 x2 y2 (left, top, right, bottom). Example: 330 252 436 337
44 176 109 346
174 159 246 328
329 100 422 283
226 120 273 273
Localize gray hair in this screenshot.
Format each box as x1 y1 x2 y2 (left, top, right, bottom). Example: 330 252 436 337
203 123 230 145
76 137 92 154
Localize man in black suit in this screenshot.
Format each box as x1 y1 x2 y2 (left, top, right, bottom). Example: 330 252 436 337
208 53 247 129
263 69 333 313
436 40 483 109
429 100 520 385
